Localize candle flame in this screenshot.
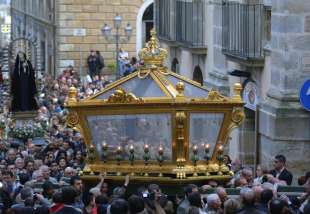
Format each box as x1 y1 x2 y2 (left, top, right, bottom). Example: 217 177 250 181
205 144 210 149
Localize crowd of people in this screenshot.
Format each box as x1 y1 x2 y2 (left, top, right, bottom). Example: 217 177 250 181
87 49 140 80
118 49 141 77
0 52 309 214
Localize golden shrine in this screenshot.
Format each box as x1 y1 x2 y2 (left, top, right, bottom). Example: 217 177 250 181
66 30 245 183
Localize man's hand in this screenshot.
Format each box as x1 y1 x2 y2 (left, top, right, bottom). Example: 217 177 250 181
35 193 45 202
59 180 65 186
100 172 106 181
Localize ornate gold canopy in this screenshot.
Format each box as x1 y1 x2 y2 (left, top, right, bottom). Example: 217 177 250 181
66 30 245 182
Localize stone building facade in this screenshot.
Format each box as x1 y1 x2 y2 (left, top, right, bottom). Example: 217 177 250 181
10 0 56 76
155 0 310 181
55 0 154 74
0 0 11 73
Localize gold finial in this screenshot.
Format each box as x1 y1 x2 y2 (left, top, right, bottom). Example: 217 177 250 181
68 86 77 103
138 28 168 67
233 83 242 101
176 81 185 97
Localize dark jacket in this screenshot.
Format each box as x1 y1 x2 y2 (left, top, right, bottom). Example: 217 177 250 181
256 203 268 213
237 205 265 214
87 55 98 75
54 206 83 214
270 168 293 185
11 207 34 214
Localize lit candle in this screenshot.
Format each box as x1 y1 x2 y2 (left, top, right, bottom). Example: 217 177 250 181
144 144 149 152
193 145 198 153
129 144 134 153
102 142 108 150
205 144 210 153
117 145 122 154
158 145 163 155
218 145 223 154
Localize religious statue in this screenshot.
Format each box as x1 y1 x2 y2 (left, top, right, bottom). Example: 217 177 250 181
11 52 38 112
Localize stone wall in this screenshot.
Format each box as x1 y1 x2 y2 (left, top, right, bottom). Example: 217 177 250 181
204 1 230 96
56 0 144 74
259 0 310 182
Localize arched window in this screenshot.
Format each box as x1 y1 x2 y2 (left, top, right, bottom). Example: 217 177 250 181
171 58 179 73
142 3 154 44
193 66 203 86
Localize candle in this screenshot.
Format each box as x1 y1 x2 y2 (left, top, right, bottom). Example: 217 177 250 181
144 144 149 152
193 145 198 153
205 144 210 152
130 144 134 152
102 142 108 150
158 145 163 155
117 145 122 154
218 145 223 154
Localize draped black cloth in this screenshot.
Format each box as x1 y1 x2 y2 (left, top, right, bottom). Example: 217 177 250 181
11 53 38 112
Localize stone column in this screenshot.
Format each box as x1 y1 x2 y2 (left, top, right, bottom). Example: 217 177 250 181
204 1 229 95
259 0 310 181
36 31 41 72
179 48 193 79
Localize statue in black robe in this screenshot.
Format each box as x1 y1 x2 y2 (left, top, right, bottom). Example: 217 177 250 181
11 52 38 112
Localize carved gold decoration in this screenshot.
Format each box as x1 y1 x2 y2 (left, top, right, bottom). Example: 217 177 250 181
208 163 220 173
220 164 230 174
176 82 185 97
207 89 227 101
65 28 246 183
176 112 186 162
83 165 92 175
66 111 79 128
107 88 143 104
137 29 169 79
138 29 167 67
231 107 245 124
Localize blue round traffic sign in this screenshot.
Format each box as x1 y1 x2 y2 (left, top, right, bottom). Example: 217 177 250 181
300 79 310 111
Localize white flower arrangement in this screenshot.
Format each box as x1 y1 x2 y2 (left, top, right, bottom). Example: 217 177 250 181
10 122 46 141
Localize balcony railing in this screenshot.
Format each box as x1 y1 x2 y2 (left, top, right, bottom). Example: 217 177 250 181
155 0 207 49
155 0 175 41
222 2 264 60
175 0 206 48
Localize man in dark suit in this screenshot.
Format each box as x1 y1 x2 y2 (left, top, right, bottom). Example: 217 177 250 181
270 155 293 185
54 186 82 214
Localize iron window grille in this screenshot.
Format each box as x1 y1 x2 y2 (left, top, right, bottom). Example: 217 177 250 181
156 0 206 49
155 0 175 41
176 0 206 48
222 2 264 60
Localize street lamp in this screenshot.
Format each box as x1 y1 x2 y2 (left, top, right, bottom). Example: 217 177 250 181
101 14 132 80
